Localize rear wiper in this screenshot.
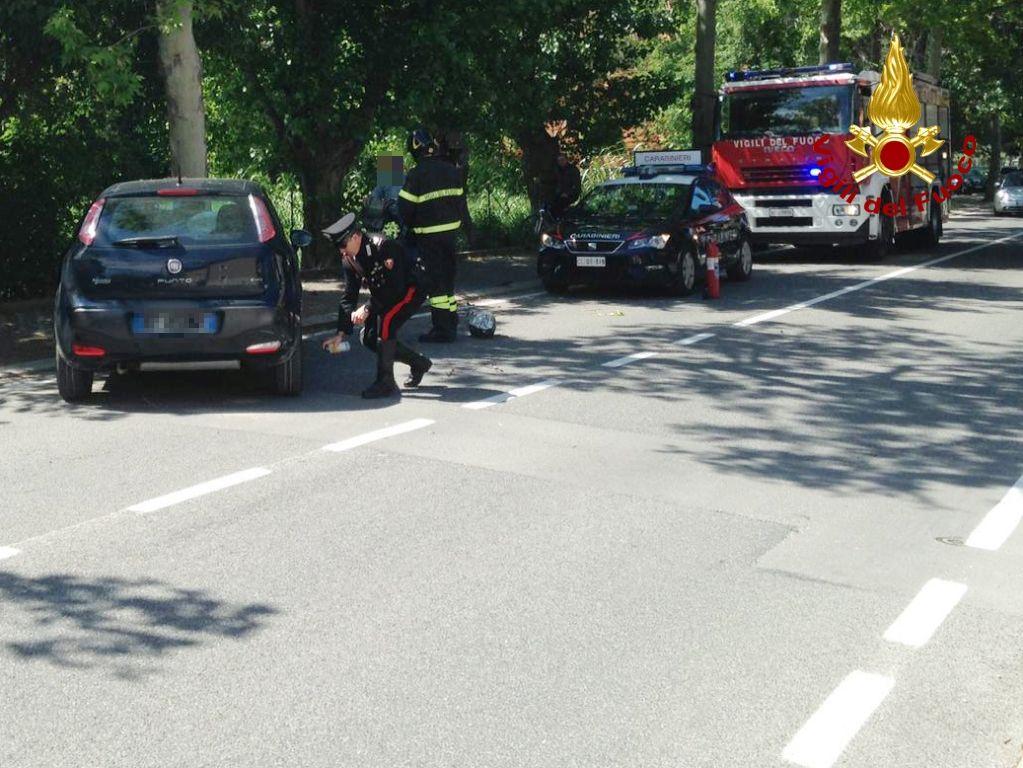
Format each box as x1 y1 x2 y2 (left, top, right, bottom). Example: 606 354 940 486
111 236 181 248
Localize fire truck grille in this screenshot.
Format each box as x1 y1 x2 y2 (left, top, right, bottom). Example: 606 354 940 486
742 166 809 183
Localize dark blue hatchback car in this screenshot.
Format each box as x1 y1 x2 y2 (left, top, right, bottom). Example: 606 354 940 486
54 178 310 402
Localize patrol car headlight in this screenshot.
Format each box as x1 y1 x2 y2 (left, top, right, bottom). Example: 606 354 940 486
832 204 860 216
996 189 1010 201
540 232 566 249
628 233 670 250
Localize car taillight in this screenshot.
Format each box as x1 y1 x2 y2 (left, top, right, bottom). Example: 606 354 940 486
72 344 106 357
248 195 277 243
246 341 281 355
78 198 106 245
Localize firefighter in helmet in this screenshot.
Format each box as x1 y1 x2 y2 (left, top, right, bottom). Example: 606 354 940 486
398 127 469 343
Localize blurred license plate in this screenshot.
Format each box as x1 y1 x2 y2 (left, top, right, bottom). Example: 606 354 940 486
131 312 218 334
576 256 606 267
763 207 795 217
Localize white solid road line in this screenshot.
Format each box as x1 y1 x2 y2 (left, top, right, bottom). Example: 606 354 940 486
736 231 1023 328
676 331 716 346
463 379 559 410
322 418 435 452
128 467 273 514
783 671 895 768
603 350 659 368
0 546 21 561
966 473 1023 551
883 578 968 648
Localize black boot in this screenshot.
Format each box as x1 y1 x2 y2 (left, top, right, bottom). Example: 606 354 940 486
419 308 456 343
361 340 400 399
396 341 432 388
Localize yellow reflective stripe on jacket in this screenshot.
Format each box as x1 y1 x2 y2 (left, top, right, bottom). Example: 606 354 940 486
412 220 461 234
427 295 457 310
399 187 464 204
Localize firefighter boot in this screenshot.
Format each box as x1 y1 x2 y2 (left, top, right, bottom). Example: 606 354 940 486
396 341 432 388
361 339 400 399
419 307 456 343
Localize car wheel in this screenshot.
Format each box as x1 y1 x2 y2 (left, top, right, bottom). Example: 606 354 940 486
669 248 697 296
726 239 754 282
270 341 303 396
542 277 569 295
865 195 895 261
56 350 94 402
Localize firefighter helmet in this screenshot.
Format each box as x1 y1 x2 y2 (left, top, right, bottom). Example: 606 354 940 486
407 126 437 158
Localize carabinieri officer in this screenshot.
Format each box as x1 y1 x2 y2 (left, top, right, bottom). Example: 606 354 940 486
321 213 432 399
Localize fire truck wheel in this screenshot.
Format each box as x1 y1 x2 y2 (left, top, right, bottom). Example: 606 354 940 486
668 248 697 296
921 198 943 248
726 239 754 282
865 194 895 261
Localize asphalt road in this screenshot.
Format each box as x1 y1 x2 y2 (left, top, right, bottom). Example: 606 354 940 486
2 210 1023 768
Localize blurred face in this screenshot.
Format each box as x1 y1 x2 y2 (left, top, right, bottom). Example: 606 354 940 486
557 154 568 168
340 230 362 259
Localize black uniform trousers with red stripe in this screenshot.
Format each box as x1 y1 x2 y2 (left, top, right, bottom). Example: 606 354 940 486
359 287 426 355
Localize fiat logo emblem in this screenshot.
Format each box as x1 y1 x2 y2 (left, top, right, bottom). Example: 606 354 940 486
167 258 183 274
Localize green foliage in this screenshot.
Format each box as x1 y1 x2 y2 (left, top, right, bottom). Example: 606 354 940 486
3 0 1022 298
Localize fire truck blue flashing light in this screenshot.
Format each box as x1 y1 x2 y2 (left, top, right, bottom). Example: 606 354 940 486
809 167 823 178
725 63 855 82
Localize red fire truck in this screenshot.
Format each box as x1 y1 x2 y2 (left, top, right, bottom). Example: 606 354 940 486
712 63 951 259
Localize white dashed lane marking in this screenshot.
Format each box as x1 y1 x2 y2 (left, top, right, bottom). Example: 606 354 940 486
783 671 895 768
463 380 560 410
966 473 1023 551
676 331 715 346
128 467 273 514
603 351 659 368
322 418 435 452
883 578 968 648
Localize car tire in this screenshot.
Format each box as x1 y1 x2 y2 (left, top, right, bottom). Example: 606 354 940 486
726 238 754 282
865 194 895 261
668 248 697 296
921 198 942 248
542 277 569 295
270 341 303 396
56 351 93 402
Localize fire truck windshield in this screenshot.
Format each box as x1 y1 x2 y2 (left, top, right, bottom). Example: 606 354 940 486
722 84 853 138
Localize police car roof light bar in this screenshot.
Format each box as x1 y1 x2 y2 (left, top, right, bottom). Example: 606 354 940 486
725 62 854 82
622 164 708 178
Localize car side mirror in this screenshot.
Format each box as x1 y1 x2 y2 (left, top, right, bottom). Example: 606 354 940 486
290 229 313 249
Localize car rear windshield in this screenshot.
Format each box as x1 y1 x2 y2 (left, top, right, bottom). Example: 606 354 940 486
93 195 261 247
574 183 690 220
722 84 854 138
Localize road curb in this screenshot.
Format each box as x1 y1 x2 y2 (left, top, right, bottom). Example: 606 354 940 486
0 278 543 378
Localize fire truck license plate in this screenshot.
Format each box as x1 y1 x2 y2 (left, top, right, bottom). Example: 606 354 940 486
576 256 606 267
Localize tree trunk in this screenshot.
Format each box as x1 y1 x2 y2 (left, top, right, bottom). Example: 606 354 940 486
692 0 718 154
517 127 560 213
157 0 207 177
925 27 943 79
818 0 841 64
297 142 361 269
985 113 1001 203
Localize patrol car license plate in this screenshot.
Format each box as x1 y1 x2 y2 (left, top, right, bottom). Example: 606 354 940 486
576 256 606 268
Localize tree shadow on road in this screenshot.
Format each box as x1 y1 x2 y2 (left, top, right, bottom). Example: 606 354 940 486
0 571 276 679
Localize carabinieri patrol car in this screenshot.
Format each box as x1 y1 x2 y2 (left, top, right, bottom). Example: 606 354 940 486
537 150 753 295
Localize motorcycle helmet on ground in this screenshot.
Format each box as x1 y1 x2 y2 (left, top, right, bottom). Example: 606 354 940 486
407 126 437 159
466 307 496 339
